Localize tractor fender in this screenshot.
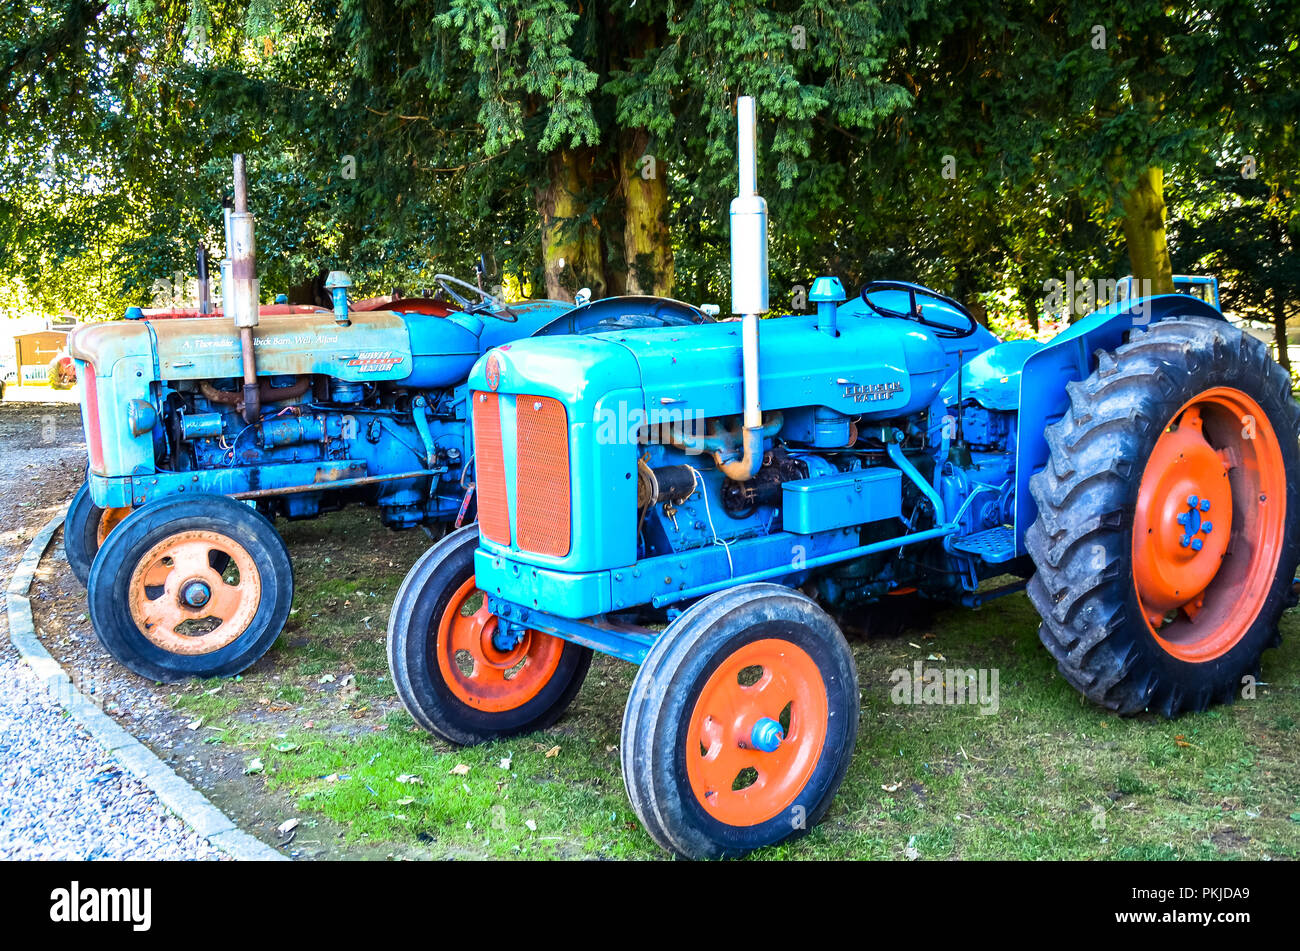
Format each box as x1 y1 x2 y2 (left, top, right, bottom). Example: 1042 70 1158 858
1009 294 1227 555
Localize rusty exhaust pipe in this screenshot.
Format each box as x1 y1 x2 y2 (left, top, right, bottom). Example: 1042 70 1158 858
229 154 261 423
197 242 211 315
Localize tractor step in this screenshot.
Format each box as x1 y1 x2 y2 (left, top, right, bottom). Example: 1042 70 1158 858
949 526 1018 564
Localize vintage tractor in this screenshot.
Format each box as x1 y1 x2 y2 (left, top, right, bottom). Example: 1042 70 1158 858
387 98 1300 859
68 155 711 682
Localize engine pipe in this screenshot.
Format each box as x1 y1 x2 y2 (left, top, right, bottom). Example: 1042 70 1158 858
727 95 769 482
198 377 310 407
229 154 262 423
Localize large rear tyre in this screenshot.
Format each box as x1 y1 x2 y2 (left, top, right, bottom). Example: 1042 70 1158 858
87 494 293 681
387 526 592 746
1026 315 1300 717
621 584 858 859
64 481 131 587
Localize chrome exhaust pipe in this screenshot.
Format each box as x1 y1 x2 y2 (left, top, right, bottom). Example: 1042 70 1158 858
229 154 262 422
725 96 770 481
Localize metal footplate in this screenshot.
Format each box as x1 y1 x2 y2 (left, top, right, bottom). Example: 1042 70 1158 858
948 525 1018 564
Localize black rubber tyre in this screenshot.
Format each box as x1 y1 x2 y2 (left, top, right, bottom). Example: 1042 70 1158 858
622 584 859 859
387 526 592 746
87 494 294 681
64 480 105 587
1026 315 1300 717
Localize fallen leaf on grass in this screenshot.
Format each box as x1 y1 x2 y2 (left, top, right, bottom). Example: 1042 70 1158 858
272 742 299 753
339 673 358 700
544 746 560 758
450 763 471 776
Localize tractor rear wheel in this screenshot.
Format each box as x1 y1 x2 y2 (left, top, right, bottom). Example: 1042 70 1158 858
387 526 592 745
65 481 132 587
87 494 293 681
1026 315 1300 717
621 584 858 859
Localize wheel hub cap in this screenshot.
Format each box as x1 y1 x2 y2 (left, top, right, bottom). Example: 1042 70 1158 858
749 717 785 753
1133 407 1233 624
180 579 212 608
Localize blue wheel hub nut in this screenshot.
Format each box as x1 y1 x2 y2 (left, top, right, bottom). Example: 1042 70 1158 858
1176 495 1213 549
750 717 785 753
181 580 211 608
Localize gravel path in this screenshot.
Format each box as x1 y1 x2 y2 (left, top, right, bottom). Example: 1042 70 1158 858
0 402 221 860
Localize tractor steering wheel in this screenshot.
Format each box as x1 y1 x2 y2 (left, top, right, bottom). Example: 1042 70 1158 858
433 274 517 322
860 280 978 339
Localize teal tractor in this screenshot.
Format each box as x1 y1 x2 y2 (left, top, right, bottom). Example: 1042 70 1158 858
67 156 711 682
387 99 1300 858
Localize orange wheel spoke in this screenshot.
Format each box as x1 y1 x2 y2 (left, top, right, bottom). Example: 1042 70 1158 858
204 581 245 621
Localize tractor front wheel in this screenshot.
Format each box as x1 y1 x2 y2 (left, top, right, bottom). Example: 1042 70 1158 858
64 480 131 587
387 526 592 745
621 584 858 859
87 494 293 681
1026 315 1300 716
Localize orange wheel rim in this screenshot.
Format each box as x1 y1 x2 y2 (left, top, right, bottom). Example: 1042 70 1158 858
128 530 261 655
434 575 563 712
97 507 131 547
686 639 828 826
1132 387 1287 662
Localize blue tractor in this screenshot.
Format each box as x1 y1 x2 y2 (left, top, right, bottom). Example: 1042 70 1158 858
67 156 711 682
387 99 1300 858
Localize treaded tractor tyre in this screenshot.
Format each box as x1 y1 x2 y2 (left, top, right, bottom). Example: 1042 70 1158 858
64 480 132 587
1026 314 1300 717
621 583 858 859
87 494 293 681
387 526 592 745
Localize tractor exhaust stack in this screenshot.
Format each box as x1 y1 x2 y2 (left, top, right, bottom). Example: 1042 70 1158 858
228 154 262 423
197 242 211 315
724 95 770 482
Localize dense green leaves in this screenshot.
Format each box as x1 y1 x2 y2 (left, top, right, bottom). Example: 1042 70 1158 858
1 0 1296 336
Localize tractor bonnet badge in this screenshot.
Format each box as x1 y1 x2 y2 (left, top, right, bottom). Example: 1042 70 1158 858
486 353 501 390
842 380 904 403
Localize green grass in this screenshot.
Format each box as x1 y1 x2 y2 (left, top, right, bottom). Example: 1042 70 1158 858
207 508 1300 860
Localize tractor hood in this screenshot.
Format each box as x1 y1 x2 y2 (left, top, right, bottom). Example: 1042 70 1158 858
71 310 486 388
471 311 954 423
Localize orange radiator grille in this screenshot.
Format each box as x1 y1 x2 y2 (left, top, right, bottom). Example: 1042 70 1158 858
471 391 511 545
514 396 571 557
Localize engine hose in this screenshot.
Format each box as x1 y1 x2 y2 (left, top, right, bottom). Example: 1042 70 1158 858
199 377 311 410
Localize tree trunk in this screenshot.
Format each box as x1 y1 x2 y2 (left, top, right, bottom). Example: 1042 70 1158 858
535 148 606 302
620 128 674 296
1121 166 1175 295
1274 286 1292 375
